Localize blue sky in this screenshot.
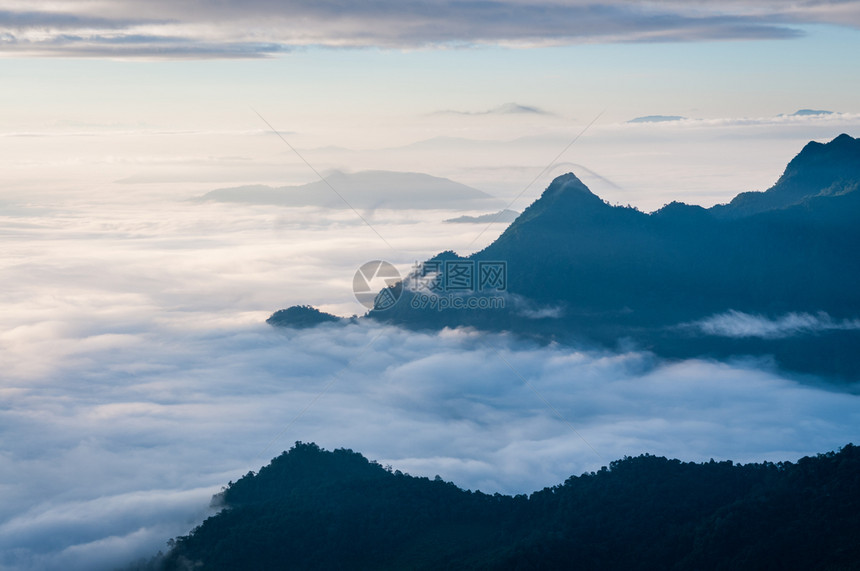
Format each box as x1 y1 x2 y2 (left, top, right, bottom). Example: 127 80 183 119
4 7 860 212
5 22 860 125
5 19 860 213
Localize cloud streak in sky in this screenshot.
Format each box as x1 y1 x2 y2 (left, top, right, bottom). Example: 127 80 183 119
3 0 858 58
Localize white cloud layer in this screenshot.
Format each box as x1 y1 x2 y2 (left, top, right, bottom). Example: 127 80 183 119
2 318 859 570
2 0 860 57
1 190 859 570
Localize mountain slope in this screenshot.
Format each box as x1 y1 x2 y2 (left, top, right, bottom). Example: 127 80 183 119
363 134 860 379
713 133 860 218
150 442 860 571
473 135 860 320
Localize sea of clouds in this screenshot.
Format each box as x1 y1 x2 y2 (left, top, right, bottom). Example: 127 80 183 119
2 120 860 569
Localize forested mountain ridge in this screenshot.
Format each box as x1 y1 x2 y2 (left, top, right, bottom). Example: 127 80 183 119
143 442 860 570
713 132 860 218
361 134 860 380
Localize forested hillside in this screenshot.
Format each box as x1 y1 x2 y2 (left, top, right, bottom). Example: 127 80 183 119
143 442 860 570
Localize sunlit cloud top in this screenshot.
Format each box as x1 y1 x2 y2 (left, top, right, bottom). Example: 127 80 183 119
2 0 860 58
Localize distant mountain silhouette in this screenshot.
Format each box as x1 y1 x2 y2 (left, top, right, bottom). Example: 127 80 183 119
434 102 551 116
200 170 503 210
444 209 520 224
148 442 860 571
358 134 860 380
787 109 834 116
627 115 686 123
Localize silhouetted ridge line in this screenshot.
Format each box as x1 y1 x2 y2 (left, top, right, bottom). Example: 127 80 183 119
352 134 860 380
144 442 860 571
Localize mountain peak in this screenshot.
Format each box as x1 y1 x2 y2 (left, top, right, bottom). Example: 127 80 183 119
791 133 857 164
714 133 860 218
830 132 856 146
506 172 605 228
545 172 594 196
